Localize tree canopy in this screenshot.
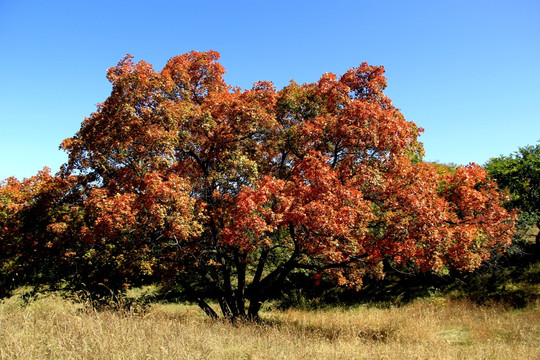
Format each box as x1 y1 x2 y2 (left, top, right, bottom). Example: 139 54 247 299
485 143 540 248
0 51 516 320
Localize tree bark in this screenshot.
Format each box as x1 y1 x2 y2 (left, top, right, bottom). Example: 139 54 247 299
246 248 269 319
218 253 239 318
197 298 219 320
234 251 246 316
535 221 540 255
178 278 219 320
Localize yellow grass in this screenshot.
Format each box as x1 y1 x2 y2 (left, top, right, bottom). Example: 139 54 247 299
0 295 538 359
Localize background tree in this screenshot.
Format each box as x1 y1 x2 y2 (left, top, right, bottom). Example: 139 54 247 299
485 143 540 250
0 169 78 297
2 51 515 320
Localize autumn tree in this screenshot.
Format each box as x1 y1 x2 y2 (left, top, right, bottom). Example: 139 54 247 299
0 169 78 296
4 51 514 319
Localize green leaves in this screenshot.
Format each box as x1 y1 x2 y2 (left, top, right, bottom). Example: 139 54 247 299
485 144 540 217
485 143 540 247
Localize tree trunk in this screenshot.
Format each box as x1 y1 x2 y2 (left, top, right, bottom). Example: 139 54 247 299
246 248 268 320
535 221 540 255
179 279 219 320
196 298 219 320
234 252 247 316
247 300 263 320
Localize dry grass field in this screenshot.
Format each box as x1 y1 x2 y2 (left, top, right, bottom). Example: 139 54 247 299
0 294 538 360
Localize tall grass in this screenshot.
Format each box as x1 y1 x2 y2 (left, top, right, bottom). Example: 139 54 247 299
0 294 538 359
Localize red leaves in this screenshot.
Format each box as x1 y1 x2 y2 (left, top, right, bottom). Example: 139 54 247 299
372 161 516 272
49 51 519 293
224 152 373 261
86 171 202 242
339 62 388 100
436 164 516 270
162 50 227 102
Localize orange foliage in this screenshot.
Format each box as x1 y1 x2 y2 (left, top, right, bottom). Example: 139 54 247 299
1 51 516 318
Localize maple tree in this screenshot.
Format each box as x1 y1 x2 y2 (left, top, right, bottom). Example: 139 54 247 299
1 51 516 320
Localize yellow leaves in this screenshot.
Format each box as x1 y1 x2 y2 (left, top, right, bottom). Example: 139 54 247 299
47 222 68 235
336 274 348 286
63 251 76 258
139 259 155 276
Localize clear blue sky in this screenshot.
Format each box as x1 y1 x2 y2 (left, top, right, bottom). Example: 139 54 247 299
1 0 539 180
